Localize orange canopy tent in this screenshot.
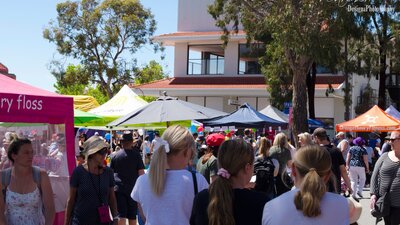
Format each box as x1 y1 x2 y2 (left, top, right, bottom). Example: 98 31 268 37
336 105 400 132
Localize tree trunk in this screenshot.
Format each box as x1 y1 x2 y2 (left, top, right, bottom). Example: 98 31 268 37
378 44 387 110
344 37 351 121
307 62 317 119
292 67 309 147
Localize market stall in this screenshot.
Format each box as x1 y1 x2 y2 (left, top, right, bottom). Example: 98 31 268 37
336 105 400 132
0 75 74 225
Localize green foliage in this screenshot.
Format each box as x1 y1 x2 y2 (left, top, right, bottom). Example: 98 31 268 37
44 0 158 98
52 63 109 104
209 0 348 137
134 60 166 84
260 41 292 111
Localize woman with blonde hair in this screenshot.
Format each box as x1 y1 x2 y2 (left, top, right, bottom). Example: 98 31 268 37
269 133 293 195
253 137 279 198
262 145 350 225
131 125 208 225
190 139 269 225
298 132 313 147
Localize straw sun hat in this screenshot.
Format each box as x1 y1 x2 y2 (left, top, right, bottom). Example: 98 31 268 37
83 135 109 159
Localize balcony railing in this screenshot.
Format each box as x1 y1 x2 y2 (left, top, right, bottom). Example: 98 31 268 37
188 58 224 75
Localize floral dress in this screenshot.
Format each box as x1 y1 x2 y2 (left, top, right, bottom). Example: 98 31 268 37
6 186 44 225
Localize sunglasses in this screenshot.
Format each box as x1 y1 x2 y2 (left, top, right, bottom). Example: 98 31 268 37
389 138 400 142
97 148 108 156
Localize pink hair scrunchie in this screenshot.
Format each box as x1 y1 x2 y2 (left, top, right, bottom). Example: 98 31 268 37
217 168 231 179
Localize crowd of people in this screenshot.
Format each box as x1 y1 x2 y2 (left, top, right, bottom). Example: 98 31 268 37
1 126 400 224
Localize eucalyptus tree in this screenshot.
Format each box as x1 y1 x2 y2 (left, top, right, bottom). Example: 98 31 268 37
44 0 157 98
209 0 343 138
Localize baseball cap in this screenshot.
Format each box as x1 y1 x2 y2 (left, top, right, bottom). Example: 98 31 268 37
206 133 225 147
312 127 328 139
336 132 345 138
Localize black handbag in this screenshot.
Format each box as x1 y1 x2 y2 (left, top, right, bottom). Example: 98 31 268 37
371 162 400 218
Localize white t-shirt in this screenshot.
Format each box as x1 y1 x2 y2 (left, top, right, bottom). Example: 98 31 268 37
262 189 349 225
337 139 350 160
131 170 208 225
151 137 163 153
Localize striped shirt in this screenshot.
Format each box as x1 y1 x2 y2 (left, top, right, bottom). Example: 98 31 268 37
371 152 400 207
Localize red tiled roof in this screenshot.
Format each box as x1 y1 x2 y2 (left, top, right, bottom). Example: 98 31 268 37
131 76 344 89
0 63 8 74
155 30 246 38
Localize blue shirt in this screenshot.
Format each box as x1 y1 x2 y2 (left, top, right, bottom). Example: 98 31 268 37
349 146 367 167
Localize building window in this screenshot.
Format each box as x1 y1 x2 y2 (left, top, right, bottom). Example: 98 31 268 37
187 45 224 75
316 65 333 74
238 44 264 75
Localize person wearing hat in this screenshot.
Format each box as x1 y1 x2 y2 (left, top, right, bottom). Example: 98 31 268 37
346 137 369 200
196 133 225 184
262 144 351 225
65 136 119 225
312 127 352 195
110 132 144 225
336 132 350 160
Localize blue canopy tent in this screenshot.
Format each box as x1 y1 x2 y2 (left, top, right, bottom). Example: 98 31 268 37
201 103 287 128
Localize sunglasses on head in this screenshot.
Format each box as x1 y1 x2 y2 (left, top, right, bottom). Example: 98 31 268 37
97 148 108 156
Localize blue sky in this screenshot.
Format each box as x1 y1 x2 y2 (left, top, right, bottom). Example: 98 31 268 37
0 0 177 92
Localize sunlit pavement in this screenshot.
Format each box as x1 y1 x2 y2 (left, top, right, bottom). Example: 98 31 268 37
358 188 383 225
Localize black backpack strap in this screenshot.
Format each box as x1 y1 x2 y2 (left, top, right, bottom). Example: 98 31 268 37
2 168 11 187
191 170 198 195
2 168 11 201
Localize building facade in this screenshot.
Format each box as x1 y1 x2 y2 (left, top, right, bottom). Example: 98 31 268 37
132 0 381 130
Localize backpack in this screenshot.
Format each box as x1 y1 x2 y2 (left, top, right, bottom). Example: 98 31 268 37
1 166 42 201
254 156 276 196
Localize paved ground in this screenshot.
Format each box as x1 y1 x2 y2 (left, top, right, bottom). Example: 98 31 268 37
358 188 383 225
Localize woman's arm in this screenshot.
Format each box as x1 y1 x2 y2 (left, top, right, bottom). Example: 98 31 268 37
0 173 7 225
108 188 119 224
40 171 55 225
64 187 77 225
346 151 351 169
363 155 370 173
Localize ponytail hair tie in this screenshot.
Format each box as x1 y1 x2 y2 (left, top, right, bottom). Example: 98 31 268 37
160 139 170 153
217 168 231 179
309 168 316 172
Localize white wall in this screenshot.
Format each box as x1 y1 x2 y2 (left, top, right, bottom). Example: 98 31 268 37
315 98 335 118
187 97 205 106
257 98 269 110
174 43 188 77
224 41 239 75
334 98 345 124
206 97 224 111
178 0 244 32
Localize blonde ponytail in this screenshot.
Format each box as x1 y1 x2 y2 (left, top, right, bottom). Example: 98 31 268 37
148 145 168 196
148 125 195 196
293 145 331 217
